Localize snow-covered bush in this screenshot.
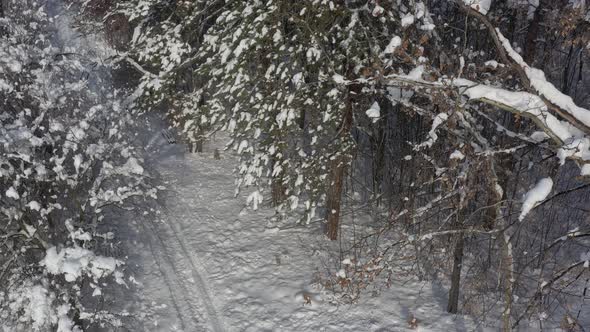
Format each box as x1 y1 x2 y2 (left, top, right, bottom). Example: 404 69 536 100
0 0 153 330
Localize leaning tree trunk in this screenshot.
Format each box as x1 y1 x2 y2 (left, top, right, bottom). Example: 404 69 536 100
325 96 353 241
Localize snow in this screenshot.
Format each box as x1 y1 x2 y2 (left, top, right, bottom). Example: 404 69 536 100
457 79 590 169
16 0 588 329
450 150 465 160
56 305 79 332
416 113 448 149
372 4 385 16
73 154 83 173
495 29 590 129
27 201 41 211
131 129 483 332
8 60 23 73
366 101 381 123
401 14 415 27
332 74 346 84
29 285 52 331
246 190 263 210
464 0 492 14
407 65 425 80
121 157 144 175
41 246 119 282
383 36 402 54
5 186 19 199
272 30 282 43
484 60 499 68
530 131 549 142
519 177 553 221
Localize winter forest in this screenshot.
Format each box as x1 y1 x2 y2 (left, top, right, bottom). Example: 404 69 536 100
1 0 590 331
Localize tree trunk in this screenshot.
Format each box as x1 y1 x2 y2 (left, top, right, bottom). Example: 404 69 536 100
325 160 346 240
0 0 5 37
325 97 353 241
500 232 514 332
271 179 286 207
193 126 203 153
524 0 547 65
447 233 465 314
487 157 514 331
372 109 386 208
271 157 286 207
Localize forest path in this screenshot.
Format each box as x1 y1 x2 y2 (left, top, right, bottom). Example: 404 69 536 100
134 120 481 332
139 128 325 331
135 124 230 332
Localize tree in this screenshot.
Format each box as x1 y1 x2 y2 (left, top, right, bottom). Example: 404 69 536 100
111 0 590 328
118 0 434 240
0 0 153 329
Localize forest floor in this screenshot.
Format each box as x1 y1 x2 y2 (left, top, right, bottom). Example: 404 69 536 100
128 118 485 332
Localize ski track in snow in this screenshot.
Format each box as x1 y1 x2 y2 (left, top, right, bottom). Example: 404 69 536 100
138 130 225 332
137 129 485 332
143 217 203 331
159 184 225 332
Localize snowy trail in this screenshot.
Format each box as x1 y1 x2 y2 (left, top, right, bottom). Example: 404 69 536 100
158 181 225 332
135 128 484 332
135 126 226 332
142 218 202 331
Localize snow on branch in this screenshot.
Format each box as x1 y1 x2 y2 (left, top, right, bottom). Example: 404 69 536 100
415 113 448 149
353 67 590 170
462 0 491 15
518 177 553 221
457 0 590 135
494 30 590 130
456 79 590 167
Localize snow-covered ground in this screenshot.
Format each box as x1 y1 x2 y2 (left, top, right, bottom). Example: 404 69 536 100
130 123 486 332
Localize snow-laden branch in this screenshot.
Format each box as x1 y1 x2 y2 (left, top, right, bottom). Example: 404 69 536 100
339 68 590 173
495 30 590 130
456 79 590 168
457 0 590 136
419 227 499 241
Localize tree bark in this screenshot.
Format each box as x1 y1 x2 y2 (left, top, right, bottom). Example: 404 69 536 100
372 108 386 208
325 160 346 240
325 97 353 241
524 0 547 66
487 157 514 331
195 126 204 153
500 232 514 332
447 233 465 314
271 157 286 207
0 0 5 37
